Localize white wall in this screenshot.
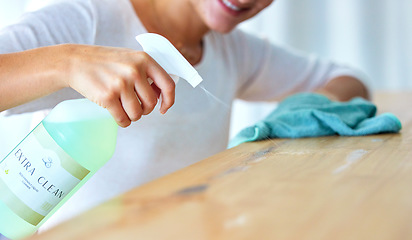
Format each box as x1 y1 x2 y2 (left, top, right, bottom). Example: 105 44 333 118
239 0 412 91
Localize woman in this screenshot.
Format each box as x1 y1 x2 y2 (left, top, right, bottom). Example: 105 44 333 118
0 0 369 230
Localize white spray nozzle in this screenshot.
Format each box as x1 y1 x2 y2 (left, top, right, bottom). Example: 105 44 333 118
135 33 203 88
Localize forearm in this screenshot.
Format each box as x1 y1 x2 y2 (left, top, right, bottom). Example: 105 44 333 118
0 45 69 111
316 75 370 102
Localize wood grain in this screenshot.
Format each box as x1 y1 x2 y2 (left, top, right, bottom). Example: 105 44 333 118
27 91 412 240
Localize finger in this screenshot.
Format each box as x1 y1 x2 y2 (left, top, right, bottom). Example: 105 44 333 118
158 82 175 114
120 86 144 121
144 59 175 114
151 83 161 99
134 75 159 115
104 98 131 128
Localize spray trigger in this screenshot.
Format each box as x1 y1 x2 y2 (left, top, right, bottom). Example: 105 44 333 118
136 33 203 88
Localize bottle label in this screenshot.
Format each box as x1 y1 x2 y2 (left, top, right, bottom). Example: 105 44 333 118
0 123 90 226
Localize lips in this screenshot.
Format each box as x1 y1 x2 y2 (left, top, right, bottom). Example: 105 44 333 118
218 0 250 15
221 0 241 11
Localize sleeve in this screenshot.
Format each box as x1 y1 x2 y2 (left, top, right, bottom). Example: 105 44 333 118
234 30 369 101
0 0 96 115
0 0 96 53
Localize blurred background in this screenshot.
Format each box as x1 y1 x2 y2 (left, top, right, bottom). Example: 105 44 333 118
0 0 411 150
236 0 412 137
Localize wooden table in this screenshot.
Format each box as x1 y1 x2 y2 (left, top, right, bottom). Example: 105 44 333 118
28 91 412 240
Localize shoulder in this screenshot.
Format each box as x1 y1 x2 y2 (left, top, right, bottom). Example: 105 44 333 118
37 0 130 20
17 0 97 26
37 0 95 14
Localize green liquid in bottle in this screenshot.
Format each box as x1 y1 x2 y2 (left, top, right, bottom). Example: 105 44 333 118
0 99 117 239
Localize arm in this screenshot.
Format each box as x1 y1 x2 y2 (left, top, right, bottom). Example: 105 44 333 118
315 75 370 102
0 46 66 111
0 44 175 127
233 30 370 102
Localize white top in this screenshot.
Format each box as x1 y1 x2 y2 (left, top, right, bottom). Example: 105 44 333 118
0 0 367 229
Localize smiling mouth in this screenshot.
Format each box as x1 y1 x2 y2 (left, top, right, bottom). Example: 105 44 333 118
221 0 242 11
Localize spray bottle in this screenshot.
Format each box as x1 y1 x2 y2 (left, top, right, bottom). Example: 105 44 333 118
0 33 203 239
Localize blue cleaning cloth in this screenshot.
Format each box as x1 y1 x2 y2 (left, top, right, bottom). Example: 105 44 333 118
229 93 402 148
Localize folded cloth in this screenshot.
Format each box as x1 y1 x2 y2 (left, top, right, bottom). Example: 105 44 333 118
229 93 402 148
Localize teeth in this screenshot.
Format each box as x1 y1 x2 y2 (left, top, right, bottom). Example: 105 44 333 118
222 0 241 11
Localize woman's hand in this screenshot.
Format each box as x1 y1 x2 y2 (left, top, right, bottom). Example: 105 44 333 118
61 44 175 127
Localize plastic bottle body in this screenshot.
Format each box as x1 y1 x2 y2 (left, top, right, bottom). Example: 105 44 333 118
0 99 117 239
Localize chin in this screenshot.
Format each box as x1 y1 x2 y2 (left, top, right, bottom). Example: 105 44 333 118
213 26 236 33
206 18 238 33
